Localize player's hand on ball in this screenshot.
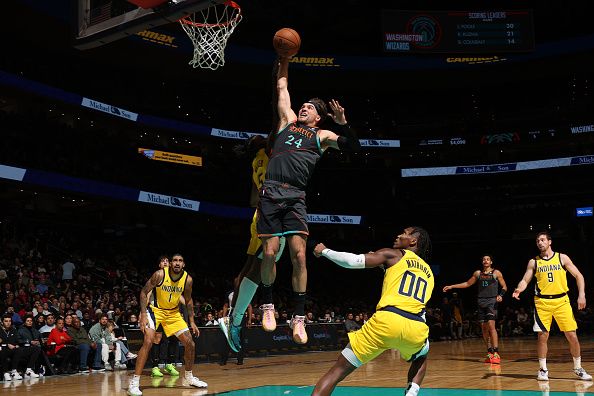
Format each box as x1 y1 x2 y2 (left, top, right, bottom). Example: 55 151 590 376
313 243 327 258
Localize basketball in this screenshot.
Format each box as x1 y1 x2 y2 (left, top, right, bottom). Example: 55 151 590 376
273 28 301 57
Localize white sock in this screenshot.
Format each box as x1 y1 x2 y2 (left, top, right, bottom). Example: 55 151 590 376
405 382 420 396
185 370 193 379
132 374 141 382
573 356 582 370
233 277 258 327
539 358 548 371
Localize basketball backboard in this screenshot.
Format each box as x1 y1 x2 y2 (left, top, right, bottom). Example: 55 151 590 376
75 0 220 50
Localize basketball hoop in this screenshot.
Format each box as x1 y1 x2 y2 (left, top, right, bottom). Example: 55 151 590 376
179 1 242 70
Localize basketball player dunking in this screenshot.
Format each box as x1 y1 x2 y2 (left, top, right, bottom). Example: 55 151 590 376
221 55 361 352
513 231 592 381
311 227 433 396
127 254 207 396
443 255 508 364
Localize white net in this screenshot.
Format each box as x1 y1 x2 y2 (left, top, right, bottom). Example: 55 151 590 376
179 1 242 70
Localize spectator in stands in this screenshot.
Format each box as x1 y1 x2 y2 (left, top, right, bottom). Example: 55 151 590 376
516 307 529 333
16 314 41 378
0 314 24 381
82 311 93 331
32 301 44 317
204 312 219 326
46 317 78 374
306 312 316 324
67 316 95 373
5 305 23 327
62 257 75 282
344 313 360 332
39 314 56 334
89 314 112 371
35 314 46 330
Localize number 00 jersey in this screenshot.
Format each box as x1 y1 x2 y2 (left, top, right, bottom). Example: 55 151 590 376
266 122 322 190
377 250 434 315
152 267 188 310
534 252 568 297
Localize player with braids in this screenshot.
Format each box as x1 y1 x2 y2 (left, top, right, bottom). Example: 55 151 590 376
311 227 434 396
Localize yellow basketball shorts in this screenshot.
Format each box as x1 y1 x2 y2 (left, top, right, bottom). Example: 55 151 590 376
348 310 429 364
147 306 188 337
533 295 577 332
247 210 287 261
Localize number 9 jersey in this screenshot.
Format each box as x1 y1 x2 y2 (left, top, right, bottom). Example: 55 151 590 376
377 249 434 315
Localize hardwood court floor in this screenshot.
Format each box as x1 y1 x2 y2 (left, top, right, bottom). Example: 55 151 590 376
3 336 593 395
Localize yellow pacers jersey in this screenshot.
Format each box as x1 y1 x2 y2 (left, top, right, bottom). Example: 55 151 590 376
534 252 568 296
153 267 188 310
377 250 434 314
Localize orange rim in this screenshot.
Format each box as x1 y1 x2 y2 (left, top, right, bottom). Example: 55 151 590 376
179 1 241 28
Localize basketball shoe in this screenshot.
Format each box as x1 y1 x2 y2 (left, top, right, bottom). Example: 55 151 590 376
484 353 494 363
490 352 501 364
183 372 207 388
151 367 163 377
127 378 142 396
164 363 179 376
537 368 549 381
261 304 277 332
290 315 308 344
574 367 592 381
219 316 242 352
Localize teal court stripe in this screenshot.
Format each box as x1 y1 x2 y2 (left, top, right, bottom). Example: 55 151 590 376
215 385 579 396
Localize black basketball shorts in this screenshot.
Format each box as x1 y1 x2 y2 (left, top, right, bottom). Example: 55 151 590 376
256 180 309 237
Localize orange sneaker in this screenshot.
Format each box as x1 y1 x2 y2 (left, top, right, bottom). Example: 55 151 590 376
290 315 308 344
484 353 494 363
490 352 501 364
261 304 277 332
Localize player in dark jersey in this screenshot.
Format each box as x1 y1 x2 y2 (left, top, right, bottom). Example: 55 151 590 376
221 55 361 352
443 255 508 364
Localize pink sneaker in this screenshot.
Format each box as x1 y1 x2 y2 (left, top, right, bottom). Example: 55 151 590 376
261 304 277 332
290 315 308 344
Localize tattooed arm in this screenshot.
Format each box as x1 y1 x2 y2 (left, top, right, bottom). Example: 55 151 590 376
138 270 164 333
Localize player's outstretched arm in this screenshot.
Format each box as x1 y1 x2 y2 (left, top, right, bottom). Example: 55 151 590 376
443 271 479 292
562 254 586 309
313 243 401 269
319 100 361 152
139 270 164 333
183 276 200 336
512 259 536 300
276 57 296 131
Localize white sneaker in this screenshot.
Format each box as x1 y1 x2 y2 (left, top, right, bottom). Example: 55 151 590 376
126 352 137 360
184 375 208 388
3 372 11 382
537 369 549 381
127 382 143 396
574 367 593 381
117 363 128 370
24 369 39 379
104 364 113 371
11 370 22 380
